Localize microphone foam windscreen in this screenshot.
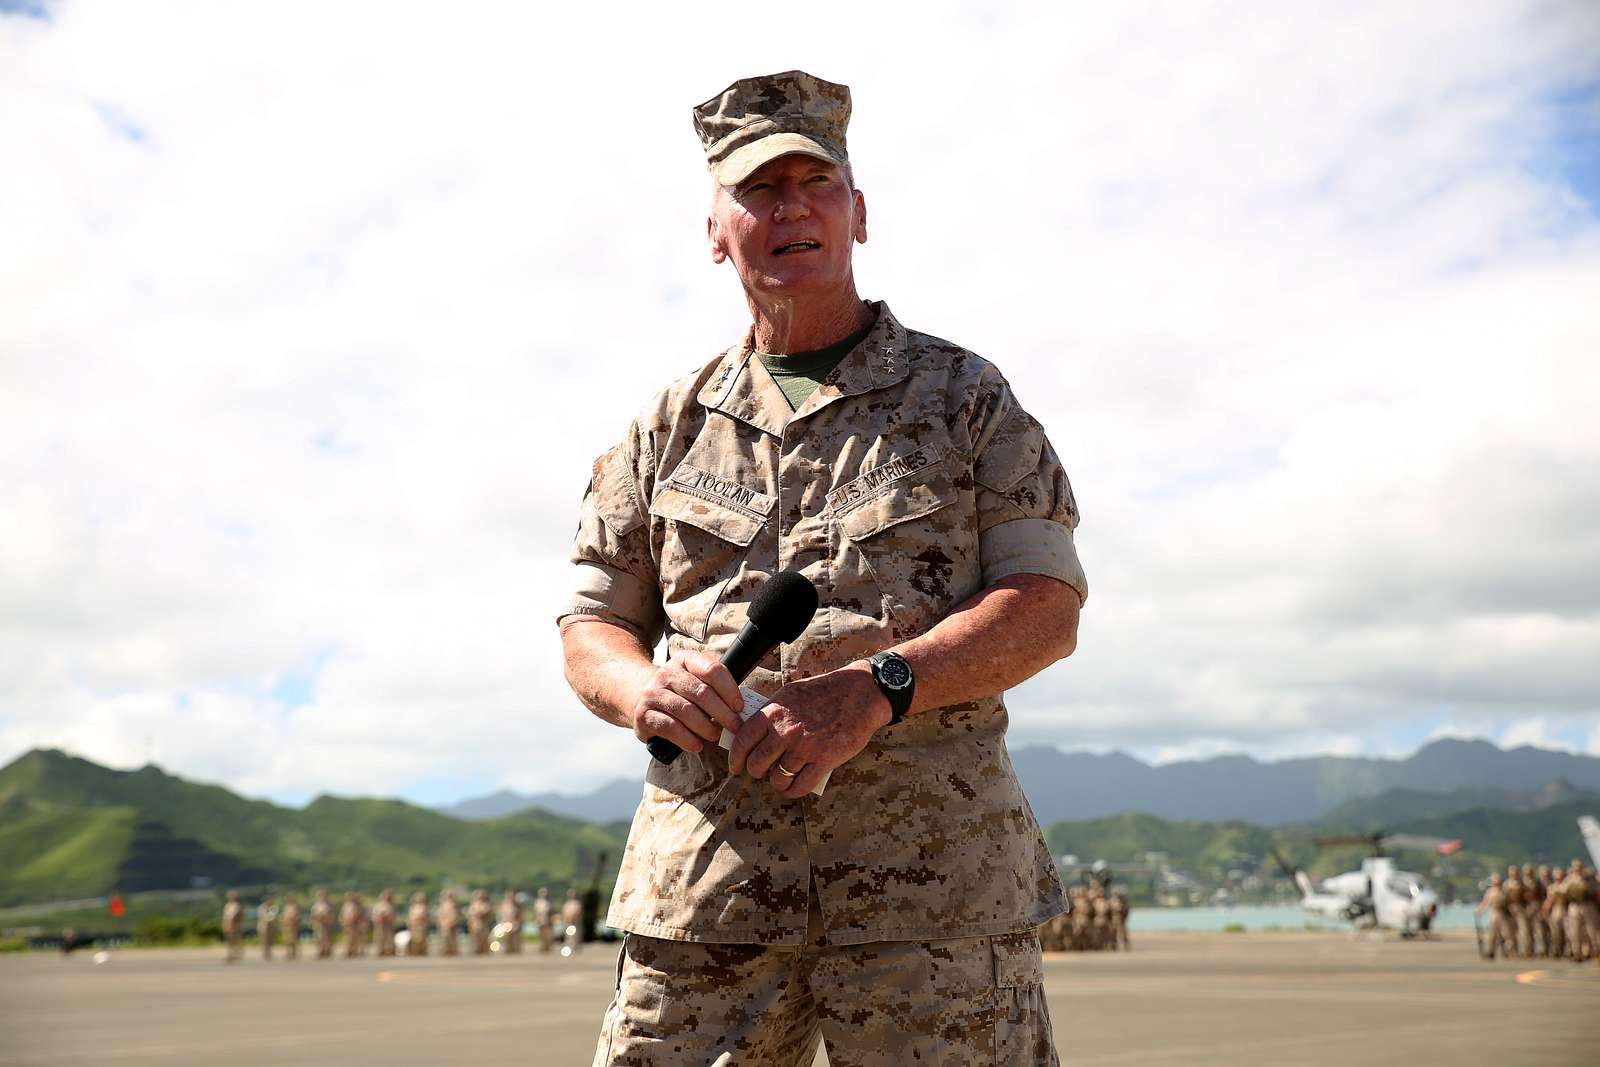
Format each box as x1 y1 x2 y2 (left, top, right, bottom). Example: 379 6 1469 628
748 570 819 644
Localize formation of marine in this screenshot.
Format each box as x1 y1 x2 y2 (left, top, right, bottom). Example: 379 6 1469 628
1038 881 1131 953
1475 859 1600 963
221 886 585 962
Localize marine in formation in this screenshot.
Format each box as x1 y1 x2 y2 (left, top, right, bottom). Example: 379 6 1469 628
407 891 431 956
371 889 398 957
219 887 565 962
498 889 524 955
436 889 462 957
1039 883 1130 953
279 893 301 959
1477 859 1600 963
256 894 278 961
311 889 335 958
533 887 554 953
468 889 494 956
339 891 367 958
221 890 244 963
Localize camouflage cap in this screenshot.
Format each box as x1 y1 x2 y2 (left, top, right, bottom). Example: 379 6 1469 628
693 70 851 187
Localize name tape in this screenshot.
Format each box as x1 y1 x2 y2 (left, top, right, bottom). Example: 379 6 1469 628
669 464 775 517
826 446 942 516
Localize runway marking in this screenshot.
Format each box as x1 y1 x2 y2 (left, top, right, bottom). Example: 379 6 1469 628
1515 967 1600 989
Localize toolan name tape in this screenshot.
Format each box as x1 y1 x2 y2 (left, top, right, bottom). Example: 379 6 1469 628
669 464 776 516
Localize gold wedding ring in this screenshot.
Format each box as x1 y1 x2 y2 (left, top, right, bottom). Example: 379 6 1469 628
775 762 799 777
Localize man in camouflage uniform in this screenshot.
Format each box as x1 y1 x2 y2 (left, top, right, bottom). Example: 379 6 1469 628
279 893 301 960
1476 874 1514 960
499 889 524 954
437 890 462 957
1503 864 1528 957
1069 886 1092 952
340 891 365 959
257 895 278 961
1089 884 1112 951
468 889 494 955
1110 889 1131 951
559 70 1083 1066
1566 860 1599 961
310 889 335 959
221 890 244 963
533 886 555 953
407 891 431 957
371 889 398 957
1526 865 1548 957
561 888 584 954
1545 867 1568 960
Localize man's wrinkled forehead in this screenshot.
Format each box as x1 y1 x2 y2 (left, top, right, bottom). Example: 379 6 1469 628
713 153 850 208
737 153 843 186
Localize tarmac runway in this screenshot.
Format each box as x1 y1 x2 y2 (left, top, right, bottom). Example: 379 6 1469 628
1 932 1596 1066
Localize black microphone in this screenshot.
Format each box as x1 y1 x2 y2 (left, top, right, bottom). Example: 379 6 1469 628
646 570 819 765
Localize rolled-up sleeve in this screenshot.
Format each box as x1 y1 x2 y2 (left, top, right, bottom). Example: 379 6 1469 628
557 423 666 645
971 377 1088 604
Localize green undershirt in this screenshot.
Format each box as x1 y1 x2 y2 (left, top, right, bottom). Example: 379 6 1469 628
756 313 878 411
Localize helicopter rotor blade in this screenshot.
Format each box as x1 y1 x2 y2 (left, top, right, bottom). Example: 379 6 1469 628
1313 831 1463 856
1312 834 1379 849
1267 847 1299 881
1383 834 1463 854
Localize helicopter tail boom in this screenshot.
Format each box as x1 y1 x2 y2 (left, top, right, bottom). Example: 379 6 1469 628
1580 815 1600 869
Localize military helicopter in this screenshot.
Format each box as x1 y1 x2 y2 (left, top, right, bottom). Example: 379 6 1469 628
1270 831 1459 937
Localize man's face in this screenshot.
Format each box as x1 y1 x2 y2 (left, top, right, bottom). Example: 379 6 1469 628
708 153 866 297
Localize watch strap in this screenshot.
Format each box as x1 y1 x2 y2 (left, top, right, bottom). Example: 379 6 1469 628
868 651 915 726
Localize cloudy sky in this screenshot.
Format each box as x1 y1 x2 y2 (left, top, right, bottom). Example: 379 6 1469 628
4 0 1598 805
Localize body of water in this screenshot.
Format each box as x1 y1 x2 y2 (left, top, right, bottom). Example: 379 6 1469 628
1129 903 1478 932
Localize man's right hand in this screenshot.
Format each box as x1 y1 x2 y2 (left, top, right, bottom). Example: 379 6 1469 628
629 651 744 754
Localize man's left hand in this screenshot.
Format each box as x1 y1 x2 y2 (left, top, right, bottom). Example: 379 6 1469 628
727 663 891 799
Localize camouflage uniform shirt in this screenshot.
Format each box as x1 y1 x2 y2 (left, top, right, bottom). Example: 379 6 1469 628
561 302 1085 946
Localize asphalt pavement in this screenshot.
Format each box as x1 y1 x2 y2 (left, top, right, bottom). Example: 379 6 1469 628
1 932 1595 1065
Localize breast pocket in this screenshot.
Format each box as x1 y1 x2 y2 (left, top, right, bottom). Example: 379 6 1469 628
649 470 771 643
833 450 977 633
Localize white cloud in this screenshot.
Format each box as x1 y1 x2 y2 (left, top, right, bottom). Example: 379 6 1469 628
3 0 1599 802
1498 717 1567 752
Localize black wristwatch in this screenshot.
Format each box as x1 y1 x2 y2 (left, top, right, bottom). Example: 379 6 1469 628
867 651 915 727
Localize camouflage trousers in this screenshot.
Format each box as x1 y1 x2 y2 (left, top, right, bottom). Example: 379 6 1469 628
592 923 1057 1066
1485 913 1516 958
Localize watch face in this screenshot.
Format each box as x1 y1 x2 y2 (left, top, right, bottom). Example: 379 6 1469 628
877 657 912 690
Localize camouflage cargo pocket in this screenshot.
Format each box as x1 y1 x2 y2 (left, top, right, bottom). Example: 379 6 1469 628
991 931 1058 1066
649 469 769 643
834 449 975 632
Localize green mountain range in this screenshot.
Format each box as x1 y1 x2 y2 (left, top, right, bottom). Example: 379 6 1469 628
0 749 626 908
3 748 1595 913
1045 789 1600 901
